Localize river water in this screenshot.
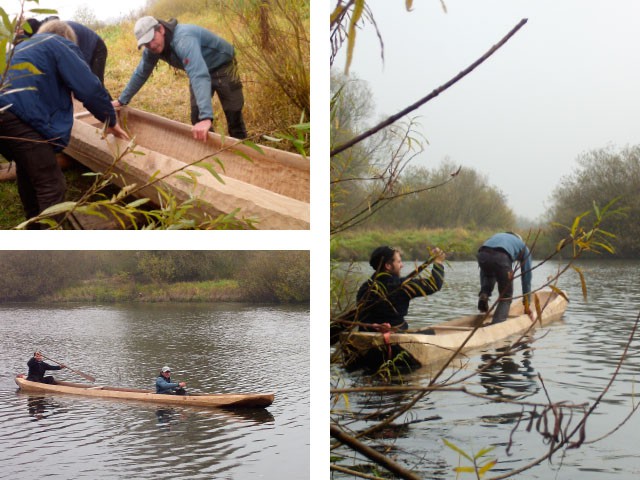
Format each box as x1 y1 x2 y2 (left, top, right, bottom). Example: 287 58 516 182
332 259 640 479
0 302 309 479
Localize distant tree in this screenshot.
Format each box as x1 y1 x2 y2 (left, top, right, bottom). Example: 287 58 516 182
72 5 100 29
237 251 310 303
136 252 177 284
548 145 639 256
368 160 515 230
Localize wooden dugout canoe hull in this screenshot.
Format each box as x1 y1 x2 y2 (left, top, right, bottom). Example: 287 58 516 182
15 376 274 408
65 105 310 229
342 289 568 370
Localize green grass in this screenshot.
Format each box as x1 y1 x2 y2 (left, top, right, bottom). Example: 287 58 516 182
331 228 560 262
45 278 243 303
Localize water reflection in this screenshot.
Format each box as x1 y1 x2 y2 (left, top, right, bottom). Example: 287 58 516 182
477 344 539 401
26 396 61 421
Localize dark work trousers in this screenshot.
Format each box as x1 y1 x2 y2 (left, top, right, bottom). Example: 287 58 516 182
90 38 108 87
0 110 66 228
476 247 514 323
189 60 247 139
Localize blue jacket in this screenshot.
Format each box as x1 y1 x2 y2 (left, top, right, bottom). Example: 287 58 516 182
482 232 532 295
0 34 116 150
118 23 235 121
156 375 180 394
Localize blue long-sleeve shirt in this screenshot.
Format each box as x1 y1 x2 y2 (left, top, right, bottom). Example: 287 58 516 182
0 33 116 150
156 375 180 394
482 232 532 296
118 23 235 121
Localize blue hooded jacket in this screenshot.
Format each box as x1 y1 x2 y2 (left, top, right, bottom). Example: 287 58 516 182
0 33 116 150
118 22 235 122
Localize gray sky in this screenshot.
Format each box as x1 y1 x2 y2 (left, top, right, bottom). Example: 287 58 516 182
10 0 147 23
335 0 640 220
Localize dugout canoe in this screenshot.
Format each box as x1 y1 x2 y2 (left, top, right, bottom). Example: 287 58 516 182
341 289 568 371
15 376 274 408
65 104 310 229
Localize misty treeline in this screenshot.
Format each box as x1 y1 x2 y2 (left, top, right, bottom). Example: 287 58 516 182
0 251 309 303
331 71 515 233
332 71 639 257
547 145 640 257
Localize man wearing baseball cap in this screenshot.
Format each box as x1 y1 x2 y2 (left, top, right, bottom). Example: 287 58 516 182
113 16 247 141
156 366 187 395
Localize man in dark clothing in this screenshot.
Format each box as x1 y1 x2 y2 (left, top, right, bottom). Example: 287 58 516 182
476 232 533 324
356 246 446 331
0 20 128 227
24 18 110 87
113 16 247 141
27 352 65 384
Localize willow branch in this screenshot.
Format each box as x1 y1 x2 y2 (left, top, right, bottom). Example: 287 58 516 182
330 424 422 480
330 18 528 157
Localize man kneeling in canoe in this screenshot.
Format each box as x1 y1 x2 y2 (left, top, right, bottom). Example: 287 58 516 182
27 351 65 384
156 366 187 395
356 246 446 332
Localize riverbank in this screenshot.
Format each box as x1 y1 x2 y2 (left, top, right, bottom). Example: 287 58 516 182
330 227 587 262
43 278 246 303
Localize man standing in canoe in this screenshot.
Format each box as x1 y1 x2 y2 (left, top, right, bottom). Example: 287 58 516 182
113 16 247 141
356 246 446 331
476 232 533 324
156 366 187 395
27 351 65 384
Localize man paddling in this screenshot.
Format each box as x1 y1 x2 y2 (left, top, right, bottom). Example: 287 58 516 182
27 351 65 384
356 246 446 331
476 232 533 324
156 366 187 395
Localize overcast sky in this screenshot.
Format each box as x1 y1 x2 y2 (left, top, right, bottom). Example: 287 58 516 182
9 0 147 23
335 0 640 220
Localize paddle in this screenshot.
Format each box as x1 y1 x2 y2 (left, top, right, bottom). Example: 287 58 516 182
41 353 96 383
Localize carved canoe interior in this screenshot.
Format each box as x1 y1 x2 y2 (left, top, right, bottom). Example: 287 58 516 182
66 105 310 229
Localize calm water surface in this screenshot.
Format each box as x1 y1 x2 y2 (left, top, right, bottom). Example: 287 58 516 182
0 302 309 479
333 259 640 479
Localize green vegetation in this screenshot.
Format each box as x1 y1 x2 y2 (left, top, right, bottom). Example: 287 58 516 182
331 227 564 262
0 251 309 304
547 145 639 257
47 278 243 303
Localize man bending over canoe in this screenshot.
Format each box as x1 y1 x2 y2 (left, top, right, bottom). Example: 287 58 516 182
356 246 446 332
27 351 65 384
156 366 187 395
476 232 532 324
